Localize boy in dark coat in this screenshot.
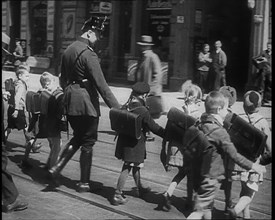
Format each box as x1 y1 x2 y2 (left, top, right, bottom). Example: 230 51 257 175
112 82 165 205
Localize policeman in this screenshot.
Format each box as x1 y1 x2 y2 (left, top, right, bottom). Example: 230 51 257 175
49 16 121 192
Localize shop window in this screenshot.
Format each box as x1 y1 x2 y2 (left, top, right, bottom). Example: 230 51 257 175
145 0 171 62
30 1 47 56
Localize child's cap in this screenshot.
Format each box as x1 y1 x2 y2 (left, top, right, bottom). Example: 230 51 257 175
219 86 237 107
132 82 150 95
243 90 262 114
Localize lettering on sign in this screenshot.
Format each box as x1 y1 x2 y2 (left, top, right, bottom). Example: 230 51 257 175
147 0 172 10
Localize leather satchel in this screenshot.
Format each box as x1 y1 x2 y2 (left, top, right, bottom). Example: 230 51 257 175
26 91 41 113
165 107 197 143
224 112 267 162
40 90 52 115
109 107 142 139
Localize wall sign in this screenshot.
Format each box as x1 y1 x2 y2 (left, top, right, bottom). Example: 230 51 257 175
146 0 172 10
177 16 184 23
63 9 75 39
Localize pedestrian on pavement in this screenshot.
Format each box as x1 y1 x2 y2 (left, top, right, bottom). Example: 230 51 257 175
136 35 164 141
197 44 212 94
21 72 63 170
252 42 272 104
48 16 121 193
2 31 28 213
228 90 271 219
186 91 266 220
112 82 165 205
13 39 24 66
219 85 237 213
208 40 227 91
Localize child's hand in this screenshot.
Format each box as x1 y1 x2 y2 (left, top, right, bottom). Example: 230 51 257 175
12 110 19 118
252 163 266 174
2 91 11 101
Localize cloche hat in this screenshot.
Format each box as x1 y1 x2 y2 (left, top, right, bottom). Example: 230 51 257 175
137 35 154 46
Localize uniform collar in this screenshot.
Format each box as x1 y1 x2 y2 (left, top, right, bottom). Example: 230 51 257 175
77 37 94 48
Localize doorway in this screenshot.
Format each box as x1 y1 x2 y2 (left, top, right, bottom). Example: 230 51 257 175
205 0 252 93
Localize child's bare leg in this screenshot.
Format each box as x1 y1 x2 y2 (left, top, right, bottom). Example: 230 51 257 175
234 196 252 215
187 211 204 219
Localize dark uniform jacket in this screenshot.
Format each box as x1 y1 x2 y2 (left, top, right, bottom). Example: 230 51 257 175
199 113 253 180
60 37 120 117
115 98 165 163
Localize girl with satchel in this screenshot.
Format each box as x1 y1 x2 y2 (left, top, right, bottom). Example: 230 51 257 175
112 82 165 205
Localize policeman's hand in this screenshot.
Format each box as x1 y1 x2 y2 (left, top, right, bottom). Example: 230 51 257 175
12 109 19 118
252 163 266 174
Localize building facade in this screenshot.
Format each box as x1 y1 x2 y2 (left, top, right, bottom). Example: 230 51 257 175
2 0 272 91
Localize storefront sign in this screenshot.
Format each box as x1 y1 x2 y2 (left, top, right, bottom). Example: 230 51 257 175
99 2 112 14
90 1 112 14
147 0 172 10
176 16 184 23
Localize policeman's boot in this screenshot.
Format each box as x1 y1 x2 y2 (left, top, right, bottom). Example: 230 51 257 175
76 149 93 193
48 142 78 179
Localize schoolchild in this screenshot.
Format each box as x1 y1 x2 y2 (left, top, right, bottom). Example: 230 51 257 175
218 85 237 212
228 90 271 220
162 81 203 211
5 63 30 143
186 91 266 220
112 82 165 205
21 72 63 170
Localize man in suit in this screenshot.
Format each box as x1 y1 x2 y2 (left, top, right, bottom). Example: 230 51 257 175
48 17 121 192
136 35 163 141
209 40 227 91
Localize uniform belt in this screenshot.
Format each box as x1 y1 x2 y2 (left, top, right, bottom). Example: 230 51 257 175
70 79 88 85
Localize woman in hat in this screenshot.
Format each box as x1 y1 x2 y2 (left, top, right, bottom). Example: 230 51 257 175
112 82 165 205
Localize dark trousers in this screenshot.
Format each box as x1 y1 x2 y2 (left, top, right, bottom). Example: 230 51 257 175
258 70 272 100
2 143 19 206
198 70 209 94
67 115 99 151
209 69 226 91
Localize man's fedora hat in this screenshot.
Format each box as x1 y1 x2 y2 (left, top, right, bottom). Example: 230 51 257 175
137 35 154 46
81 16 107 32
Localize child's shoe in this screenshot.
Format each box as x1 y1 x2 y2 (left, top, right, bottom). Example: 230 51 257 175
111 193 128 206
226 207 237 219
76 182 90 193
162 192 172 210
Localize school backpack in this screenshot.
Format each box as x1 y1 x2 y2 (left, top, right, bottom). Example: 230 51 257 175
223 112 267 162
162 107 197 168
26 91 41 113
109 107 142 139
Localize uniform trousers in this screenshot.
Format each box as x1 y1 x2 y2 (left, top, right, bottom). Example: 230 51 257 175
67 115 99 152
2 143 19 206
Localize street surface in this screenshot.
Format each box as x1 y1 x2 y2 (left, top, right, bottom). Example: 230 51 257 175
2 71 272 219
